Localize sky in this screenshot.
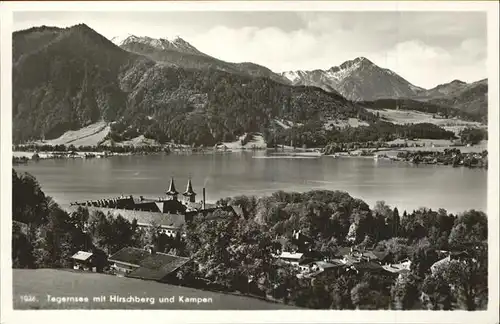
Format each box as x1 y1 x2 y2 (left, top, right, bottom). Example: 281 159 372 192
13 11 487 89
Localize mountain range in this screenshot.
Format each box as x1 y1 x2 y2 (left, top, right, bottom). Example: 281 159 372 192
114 34 290 84
281 59 487 121
12 23 488 145
12 24 367 145
109 34 488 119
282 57 424 101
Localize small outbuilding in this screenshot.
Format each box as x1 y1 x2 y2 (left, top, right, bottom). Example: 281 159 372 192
71 251 95 272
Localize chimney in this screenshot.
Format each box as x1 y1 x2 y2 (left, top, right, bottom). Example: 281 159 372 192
202 188 206 210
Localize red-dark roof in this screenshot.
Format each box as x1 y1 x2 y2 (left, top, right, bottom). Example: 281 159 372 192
352 261 383 271
109 247 151 265
128 253 190 281
156 200 187 214
372 250 390 261
362 251 380 260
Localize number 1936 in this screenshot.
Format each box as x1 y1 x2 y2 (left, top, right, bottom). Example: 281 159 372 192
20 295 37 302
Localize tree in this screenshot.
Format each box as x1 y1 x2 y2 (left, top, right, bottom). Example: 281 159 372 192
87 210 113 254
108 215 136 254
329 273 357 309
391 273 419 310
421 273 453 310
431 244 488 310
69 207 90 232
137 220 161 250
12 223 34 268
392 207 401 236
185 211 241 289
30 198 85 268
351 281 390 310
375 238 410 263
448 223 468 249
410 242 439 278
317 237 338 260
12 170 49 226
448 210 487 250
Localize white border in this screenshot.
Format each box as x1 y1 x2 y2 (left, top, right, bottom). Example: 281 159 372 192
1 2 499 324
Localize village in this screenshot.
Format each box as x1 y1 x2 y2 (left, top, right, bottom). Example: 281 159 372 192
63 178 473 302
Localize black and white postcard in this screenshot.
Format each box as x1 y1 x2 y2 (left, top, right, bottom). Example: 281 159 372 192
1 1 499 324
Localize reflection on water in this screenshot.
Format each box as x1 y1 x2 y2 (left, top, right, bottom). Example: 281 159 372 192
14 151 487 214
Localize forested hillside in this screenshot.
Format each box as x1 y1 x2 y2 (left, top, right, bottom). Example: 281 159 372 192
13 24 369 146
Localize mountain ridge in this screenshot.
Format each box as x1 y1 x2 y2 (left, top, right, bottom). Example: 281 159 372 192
281 57 425 101
114 33 291 84
12 23 372 146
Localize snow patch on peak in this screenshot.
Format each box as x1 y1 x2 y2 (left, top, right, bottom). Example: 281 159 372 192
327 59 364 81
110 34 134 45
282 71 302 82
113 34 202 55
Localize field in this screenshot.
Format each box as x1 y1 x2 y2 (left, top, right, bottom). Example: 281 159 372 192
365 108 485 135
37 121 110 147
223 133 267 150
324 117 370 130
13 269 295 310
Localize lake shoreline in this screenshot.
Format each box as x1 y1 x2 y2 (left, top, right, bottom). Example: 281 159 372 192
13 151 487 216
13 144 488 170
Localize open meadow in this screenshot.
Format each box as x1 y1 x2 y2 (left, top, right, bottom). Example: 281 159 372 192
13 269 296 310
365 108 485 135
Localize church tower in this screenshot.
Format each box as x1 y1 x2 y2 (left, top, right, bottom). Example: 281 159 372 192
183 179 196 203
166 177 179 200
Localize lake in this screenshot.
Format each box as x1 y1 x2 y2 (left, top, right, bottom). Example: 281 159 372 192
14 151 487 215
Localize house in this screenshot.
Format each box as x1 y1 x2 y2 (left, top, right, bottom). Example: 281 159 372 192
430 251 469 274
371 250 392 264
71 251 95 272
275 252 305 267
69 180 235 238
86 208 188 238
348 261 384 274
382 259 412 275
108 247 151 276
297 260 345 279
108 246 190 283
128 253 191 283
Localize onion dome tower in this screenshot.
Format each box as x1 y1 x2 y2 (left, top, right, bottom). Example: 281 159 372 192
183 179 196 203
166 177 179 200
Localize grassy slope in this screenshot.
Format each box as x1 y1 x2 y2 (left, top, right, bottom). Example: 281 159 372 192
39 121 110 146
13 269 295 310
365 108 485 135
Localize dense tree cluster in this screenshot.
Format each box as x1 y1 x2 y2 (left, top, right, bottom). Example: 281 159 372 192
459 127 488 145
12 170 94 268
108 68 369 147
397 149 488 169
211 192 488 309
